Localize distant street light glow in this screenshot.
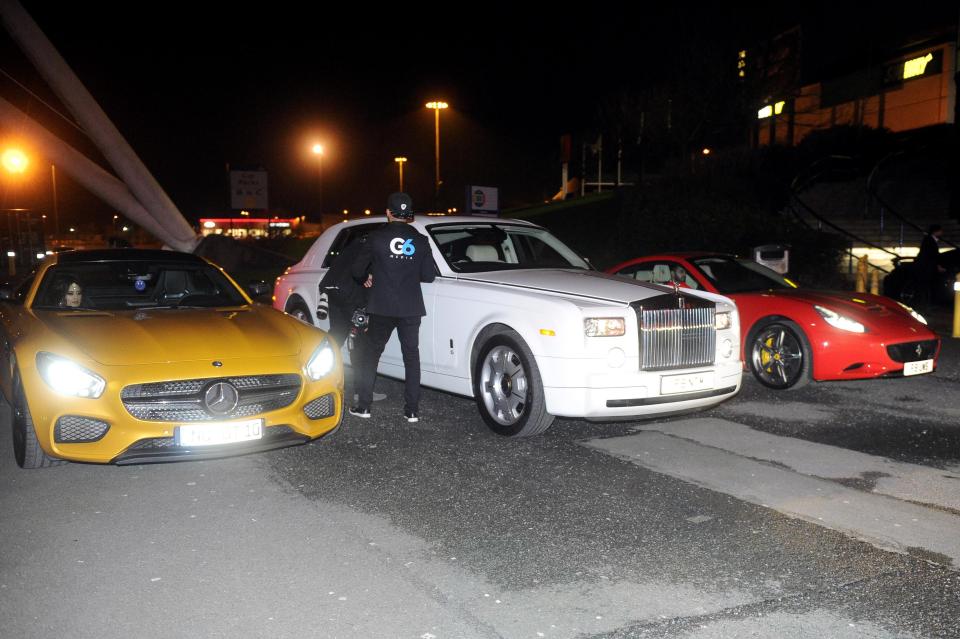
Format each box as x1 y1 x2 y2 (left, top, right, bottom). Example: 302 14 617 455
2 148 28 174
394 157 407 191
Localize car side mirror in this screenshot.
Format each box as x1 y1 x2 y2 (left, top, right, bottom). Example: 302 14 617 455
246 281 271 297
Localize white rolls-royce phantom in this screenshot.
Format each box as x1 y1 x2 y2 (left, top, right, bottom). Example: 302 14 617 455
273 217 742 436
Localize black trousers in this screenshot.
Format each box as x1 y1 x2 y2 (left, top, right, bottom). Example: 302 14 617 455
327 296 373 396
326 296 353 348
356 314 421 412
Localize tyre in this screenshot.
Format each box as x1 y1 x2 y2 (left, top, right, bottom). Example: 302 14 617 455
473 330 555 437
12 374 64 468
285 296 313 325
747 320 812 390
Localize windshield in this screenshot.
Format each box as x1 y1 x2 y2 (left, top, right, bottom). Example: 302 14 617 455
428 223 590 273
690 256 794 293
32 260 248 310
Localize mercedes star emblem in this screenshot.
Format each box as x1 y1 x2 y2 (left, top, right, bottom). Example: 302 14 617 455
204 381 239 415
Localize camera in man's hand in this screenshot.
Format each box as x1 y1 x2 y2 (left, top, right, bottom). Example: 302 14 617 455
347 307 368 351
350 307 368 330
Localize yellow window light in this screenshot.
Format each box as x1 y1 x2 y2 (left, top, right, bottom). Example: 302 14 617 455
903 53 933 80
774 101 785 115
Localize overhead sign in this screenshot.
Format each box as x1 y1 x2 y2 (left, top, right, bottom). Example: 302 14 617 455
467 185 499 215
229 170 269 211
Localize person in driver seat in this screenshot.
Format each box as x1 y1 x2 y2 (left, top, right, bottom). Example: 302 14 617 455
55 277 84 308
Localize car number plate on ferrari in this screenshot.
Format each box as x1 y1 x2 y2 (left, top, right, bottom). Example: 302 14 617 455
903 359 933 376
177 419 264 447
661 372 715 395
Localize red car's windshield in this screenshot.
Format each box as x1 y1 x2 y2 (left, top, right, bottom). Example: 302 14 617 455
690 256 794 293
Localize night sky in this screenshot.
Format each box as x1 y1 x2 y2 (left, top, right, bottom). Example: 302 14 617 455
1 3 957 229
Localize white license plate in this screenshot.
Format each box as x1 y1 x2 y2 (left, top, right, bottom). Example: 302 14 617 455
661 371 715 395
177 419 264 447
903 359 933 376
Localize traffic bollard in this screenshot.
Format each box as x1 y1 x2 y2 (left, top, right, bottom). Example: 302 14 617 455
953 273 960 339
855 255 867 292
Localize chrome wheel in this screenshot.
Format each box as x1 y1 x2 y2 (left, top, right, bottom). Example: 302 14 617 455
749 322 809 389
479 345 528 425
286 298 313 325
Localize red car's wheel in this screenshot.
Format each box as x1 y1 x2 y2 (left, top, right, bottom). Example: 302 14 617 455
747 320 812 390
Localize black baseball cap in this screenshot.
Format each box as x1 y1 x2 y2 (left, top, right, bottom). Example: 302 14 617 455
387 192 414 219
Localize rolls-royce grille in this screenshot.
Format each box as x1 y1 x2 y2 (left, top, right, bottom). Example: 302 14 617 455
55 416 110 443
121 374 302 422
632 296 716 371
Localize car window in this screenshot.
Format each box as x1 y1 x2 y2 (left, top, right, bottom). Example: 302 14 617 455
615 264 655 283
691 256 792 293
321 223 384 268
616 261 700 289
428 223 589 273
5 271 38 305
32 261 248 310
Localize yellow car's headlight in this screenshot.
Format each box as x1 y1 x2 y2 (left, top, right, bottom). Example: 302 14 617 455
36 352 106 398
584 317 625 337
305 338 336 380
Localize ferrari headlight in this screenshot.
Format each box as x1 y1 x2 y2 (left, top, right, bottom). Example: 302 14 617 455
715 311 733 330
896 302 927 325
305 338 336 380
36 352 105 398
584 317 625 337
814 305 865 333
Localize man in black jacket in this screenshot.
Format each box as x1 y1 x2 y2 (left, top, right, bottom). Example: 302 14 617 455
349 193 435 422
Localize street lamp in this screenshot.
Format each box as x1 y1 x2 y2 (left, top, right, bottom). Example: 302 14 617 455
425 101 448 206
312 143 324 219
1 148 28 174
3 147 61 241
394 157 407 192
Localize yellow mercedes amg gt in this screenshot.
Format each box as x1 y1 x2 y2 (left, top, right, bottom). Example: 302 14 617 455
0 249 342 467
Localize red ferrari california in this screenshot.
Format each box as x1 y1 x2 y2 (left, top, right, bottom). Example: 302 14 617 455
607 254 940 389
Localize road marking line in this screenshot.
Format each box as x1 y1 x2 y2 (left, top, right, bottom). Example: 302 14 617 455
583 431 960 567
632 418 960 512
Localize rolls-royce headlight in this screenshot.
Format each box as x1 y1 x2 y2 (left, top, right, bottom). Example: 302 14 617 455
305 338 336 380
814 305 866 333
36 352 105 398
896 302 927 325
584 317 625 337
715 311 733 330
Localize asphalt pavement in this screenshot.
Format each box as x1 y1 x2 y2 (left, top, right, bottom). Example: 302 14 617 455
0 319 958 638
